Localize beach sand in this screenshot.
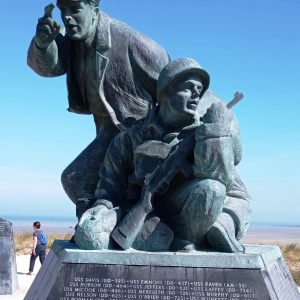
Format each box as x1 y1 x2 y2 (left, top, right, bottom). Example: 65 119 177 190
13 226 75 235
242 225 300 245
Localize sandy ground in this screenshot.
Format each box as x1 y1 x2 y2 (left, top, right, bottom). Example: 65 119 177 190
13 226 74 234
0 255 41 300
242 225 300 245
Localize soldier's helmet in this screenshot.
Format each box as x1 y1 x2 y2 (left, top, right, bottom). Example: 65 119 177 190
89 0 101 5
157 58 210 105
60 0 100 5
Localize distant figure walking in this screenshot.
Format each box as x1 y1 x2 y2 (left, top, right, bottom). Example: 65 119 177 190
27 221 47 275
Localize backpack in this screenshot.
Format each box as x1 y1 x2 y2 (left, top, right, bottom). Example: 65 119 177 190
40 231 48 245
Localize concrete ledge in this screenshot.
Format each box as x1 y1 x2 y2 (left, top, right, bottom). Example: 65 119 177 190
52 240 282 269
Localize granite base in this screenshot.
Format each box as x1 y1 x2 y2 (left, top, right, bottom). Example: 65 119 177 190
24 240 300 300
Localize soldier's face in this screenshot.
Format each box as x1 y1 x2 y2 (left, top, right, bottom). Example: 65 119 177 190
166 73 203 118
57 0 98 40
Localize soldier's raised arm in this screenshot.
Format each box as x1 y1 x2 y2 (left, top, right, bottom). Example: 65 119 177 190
35 3 61 49
27 3 67 77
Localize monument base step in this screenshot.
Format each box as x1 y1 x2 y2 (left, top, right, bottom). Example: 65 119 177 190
25 240 300 300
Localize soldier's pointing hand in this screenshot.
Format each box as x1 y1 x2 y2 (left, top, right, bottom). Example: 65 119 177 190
35 3 61 49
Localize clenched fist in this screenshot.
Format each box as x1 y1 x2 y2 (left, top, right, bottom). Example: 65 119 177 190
74 204 126 250
35 3 61 49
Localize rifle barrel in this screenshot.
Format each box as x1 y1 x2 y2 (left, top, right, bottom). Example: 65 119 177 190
226 92 244 109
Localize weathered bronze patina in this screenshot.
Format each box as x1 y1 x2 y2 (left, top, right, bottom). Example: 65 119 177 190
28 0 170 204
28 2 251 254
74 58 251 253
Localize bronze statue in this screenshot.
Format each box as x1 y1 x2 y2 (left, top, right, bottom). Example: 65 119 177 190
74 58 252 253
28 1 251 254
27 0 170 204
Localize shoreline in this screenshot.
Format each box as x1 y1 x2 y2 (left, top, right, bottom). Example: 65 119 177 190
13 225 75 235
12 223 300 245
5 214 300 241
242 224 300 245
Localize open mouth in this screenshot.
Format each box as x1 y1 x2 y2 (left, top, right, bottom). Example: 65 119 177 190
187 100 198 110
67 25 77 30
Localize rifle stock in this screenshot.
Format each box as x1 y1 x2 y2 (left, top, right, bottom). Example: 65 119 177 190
111 188 153 250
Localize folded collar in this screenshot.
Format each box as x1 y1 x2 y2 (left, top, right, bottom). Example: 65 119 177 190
141 106 201 143
96 11 111 51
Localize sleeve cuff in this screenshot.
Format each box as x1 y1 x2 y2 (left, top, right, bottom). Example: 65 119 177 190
92 199 113 210
196 123 230 140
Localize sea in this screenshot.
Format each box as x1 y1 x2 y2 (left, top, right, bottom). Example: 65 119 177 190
2 215 77 234
2 214 300 244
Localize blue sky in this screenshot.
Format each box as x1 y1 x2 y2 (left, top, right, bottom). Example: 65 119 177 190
0 0 299 224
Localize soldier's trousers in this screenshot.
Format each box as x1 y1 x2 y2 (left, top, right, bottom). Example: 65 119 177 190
61 122 120 205
156 178 226 249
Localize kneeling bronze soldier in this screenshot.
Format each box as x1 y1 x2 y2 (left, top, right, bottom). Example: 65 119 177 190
75 58 251 253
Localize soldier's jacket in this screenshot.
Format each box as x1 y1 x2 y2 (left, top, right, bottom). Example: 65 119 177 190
27 11 170 128
95 106 252 240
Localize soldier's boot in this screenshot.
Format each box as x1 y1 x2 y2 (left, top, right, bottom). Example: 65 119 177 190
132 213 174 252
169 238 196 252
207 212 245 253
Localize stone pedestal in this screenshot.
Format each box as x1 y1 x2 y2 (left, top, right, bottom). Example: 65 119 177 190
25 240 300 300
0 218 19 295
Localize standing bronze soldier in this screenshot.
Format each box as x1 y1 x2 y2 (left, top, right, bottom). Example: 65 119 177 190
27 0 170 204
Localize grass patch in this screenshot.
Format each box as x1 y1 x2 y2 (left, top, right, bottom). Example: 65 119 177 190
14 232 73 255
280 244 300 286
